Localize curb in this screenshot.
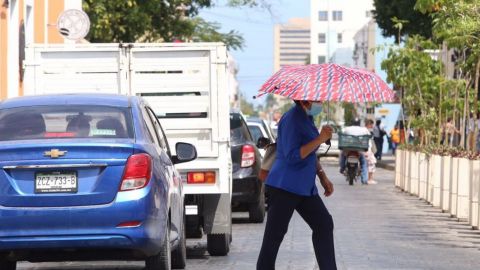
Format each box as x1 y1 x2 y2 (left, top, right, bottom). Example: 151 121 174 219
376 161 395 171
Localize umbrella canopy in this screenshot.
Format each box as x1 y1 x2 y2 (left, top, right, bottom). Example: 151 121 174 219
257 64 395 103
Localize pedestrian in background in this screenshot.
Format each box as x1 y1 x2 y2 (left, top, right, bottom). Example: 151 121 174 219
443 118 460 146
365 119 377 185
257 100 337 270
389 124 400 155
373 119 386 160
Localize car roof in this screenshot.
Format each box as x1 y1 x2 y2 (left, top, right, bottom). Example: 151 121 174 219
247 122 264 128
246 117 264 123
0 94 135 109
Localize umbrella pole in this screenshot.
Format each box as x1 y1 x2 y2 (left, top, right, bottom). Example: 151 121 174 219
327 101 331 122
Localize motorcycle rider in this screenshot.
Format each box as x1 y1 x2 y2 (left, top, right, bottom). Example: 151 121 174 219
339 119 370 184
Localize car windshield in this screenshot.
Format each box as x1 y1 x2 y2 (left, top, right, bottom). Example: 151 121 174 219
0 105 133 141
248 125 263 143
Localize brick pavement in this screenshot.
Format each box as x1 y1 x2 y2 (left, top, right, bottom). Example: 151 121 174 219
18 158 480 269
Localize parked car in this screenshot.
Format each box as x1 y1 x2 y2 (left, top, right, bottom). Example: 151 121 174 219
230 112 265 223
247 117 275 158
0 94 197 270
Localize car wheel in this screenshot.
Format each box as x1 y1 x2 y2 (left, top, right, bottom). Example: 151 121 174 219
0 260 16 270
207 233 230 256
249 188 265 223
171 216 187 269
146 225 171 270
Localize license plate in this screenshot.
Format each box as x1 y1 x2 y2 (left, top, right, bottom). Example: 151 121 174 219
35 171 78 193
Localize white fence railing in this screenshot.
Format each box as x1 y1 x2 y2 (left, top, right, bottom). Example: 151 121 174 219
396 149 480 230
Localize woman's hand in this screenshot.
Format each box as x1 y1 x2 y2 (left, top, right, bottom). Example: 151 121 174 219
318 125 333 144
320 175 334 197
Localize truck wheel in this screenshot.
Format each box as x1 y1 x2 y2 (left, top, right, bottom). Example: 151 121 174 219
0 260 16 270
146 226 171 270
249 191 265 223
171 216 187 269
207 233 230 256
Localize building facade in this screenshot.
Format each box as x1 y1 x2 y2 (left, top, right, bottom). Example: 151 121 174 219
0 0 81 100
273 18 310 72
272 18 310 111
310 0 373 66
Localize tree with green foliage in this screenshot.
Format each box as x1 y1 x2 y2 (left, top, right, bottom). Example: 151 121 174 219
342 103 356 126
416 0 480 148
381 36 445 145
373 0 433 42
82 0 270 50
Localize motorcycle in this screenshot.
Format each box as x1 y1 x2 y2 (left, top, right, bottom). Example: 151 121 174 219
338 131 370 186
343 150 362 185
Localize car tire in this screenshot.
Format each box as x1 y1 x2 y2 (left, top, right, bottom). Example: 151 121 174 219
249 187 265 223
171 216 187 269
146 225 171 270
0 260 16 270
207 233 230 256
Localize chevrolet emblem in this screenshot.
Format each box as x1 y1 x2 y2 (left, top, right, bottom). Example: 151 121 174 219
44 149 67 158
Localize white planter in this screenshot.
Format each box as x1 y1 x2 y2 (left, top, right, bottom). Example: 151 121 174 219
431 155 442 207
450 157 460 217
457 158 471 220
470 160 480 229
404 150 411 192
427 155 435 204
410 151 419 196
395 149 401 188
403 151 415 193
419 153 428 200
441 156 452 212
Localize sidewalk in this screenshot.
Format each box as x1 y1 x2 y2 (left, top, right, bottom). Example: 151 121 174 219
376 153 395 171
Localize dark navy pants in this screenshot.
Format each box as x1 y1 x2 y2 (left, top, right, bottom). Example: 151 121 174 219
257 186 337 270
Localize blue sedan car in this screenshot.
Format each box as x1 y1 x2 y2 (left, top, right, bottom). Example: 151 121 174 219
0 94 196 270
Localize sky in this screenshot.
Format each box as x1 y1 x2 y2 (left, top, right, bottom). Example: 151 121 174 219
199 1 310 105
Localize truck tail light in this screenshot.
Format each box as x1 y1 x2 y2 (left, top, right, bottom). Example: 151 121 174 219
120 154 152 191
241 145 255 167
187 171 216 184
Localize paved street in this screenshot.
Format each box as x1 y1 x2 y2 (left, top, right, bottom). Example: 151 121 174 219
18 158 480 270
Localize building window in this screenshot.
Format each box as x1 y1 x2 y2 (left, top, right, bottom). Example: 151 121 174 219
318 33 326 43
318 56 326 64
337 33 342 43
332 10 343 21
280 29 310 34
318 11 328 21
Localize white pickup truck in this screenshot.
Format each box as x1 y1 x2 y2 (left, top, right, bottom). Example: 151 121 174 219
23 43 233 255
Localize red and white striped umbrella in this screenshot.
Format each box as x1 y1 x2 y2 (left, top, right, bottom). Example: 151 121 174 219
256 64 395 103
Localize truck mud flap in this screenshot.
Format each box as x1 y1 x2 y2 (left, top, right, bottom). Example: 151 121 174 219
203 193 232 235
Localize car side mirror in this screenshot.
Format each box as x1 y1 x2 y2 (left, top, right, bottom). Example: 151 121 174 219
173 142 197 164
256 137 271 149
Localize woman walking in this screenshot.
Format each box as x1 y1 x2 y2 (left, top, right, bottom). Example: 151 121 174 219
256 100 336 270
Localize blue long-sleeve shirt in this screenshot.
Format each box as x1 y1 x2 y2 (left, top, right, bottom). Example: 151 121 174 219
266 104 320 196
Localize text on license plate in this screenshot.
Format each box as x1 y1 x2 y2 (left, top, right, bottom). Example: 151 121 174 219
35 171 77 193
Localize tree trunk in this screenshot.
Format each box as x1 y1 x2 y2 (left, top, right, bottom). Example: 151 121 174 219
415 80 425 145
474 59 480 151
438 85 443 145
451 85 459 147
461 83 469 149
